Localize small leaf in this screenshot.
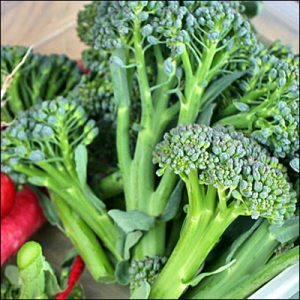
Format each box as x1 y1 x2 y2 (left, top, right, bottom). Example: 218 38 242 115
131 281 151 299
4 265 20 286
159 181 184 222
269 216 299 243
74 144 88 186
197 103 217 126
124 231 143 260
84 185 106 214
289 157 299 173
202 71 246 107
115 260 130 285
186 259 236 287
31 186 64 232
108 210 155 234
232 101 250 112
225 218 263 263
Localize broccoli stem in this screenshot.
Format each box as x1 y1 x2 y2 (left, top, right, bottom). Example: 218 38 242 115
186 219 279 299
150 204 238 299
50 182 122 261
225 246 299 299
97 170 123 199
50 192 115 282
110 48 133 209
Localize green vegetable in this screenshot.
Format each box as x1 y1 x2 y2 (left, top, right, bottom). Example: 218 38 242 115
215 42 299 171
77 0 259 268
185 216 299 299
1 99 123 266
149 124 296 299
1 45 81 123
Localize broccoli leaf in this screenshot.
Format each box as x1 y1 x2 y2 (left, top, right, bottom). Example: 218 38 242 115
108 210 155 234
130 281 151 300
159 181 184 222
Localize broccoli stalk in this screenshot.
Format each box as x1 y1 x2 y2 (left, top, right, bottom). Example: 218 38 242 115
50 192 114 281
78 1 258 261
1 99 123 263
185 217 299 299
149 124 296 299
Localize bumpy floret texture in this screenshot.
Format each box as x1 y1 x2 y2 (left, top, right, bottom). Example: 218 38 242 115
1 99 98 183
153 124 297 224
77 1 257 59
129 256 167 291
1 45 82 122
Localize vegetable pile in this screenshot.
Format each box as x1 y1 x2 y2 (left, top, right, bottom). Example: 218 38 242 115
1 1 299 299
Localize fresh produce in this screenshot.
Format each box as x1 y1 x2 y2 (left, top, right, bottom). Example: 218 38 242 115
149 124 296 298
1 46 82 123
1 241 84 299
1 1 299 299
1 172 16 219
185 217 299 299
55 256 85 300
1 187 46 265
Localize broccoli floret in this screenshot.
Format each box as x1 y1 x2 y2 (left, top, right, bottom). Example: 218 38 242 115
150 124 296 299
1 45 82 123
215 44 299 170
1 99 122 262
76 1 259 266
129 256 167 292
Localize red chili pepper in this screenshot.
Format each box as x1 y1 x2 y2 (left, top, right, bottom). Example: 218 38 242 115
1 172 17 220
55 256 85 300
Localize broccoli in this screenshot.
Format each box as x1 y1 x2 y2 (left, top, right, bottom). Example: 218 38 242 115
129 256 167 293
215 43 299 172
77 0 259 263
1 45 82 123
1 99 123 265
149 124 296 299
185 216 299 299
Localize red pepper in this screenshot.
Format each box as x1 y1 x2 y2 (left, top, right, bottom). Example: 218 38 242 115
1 187 46 265
1 172 17 220
55 256 85 300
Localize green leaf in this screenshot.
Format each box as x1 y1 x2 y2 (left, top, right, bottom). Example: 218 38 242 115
201 71 246 107
74 144 88 186
131 281 151 299
43 261 62 296
269 216 299 243
159 181 184 222
4 266 20 286
124 231 143 260
83 185 106 214
115 260 130 285
108 209 155 234
197 103 217 126
31 186 64 231
185 259 236 287
225 218 263 263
